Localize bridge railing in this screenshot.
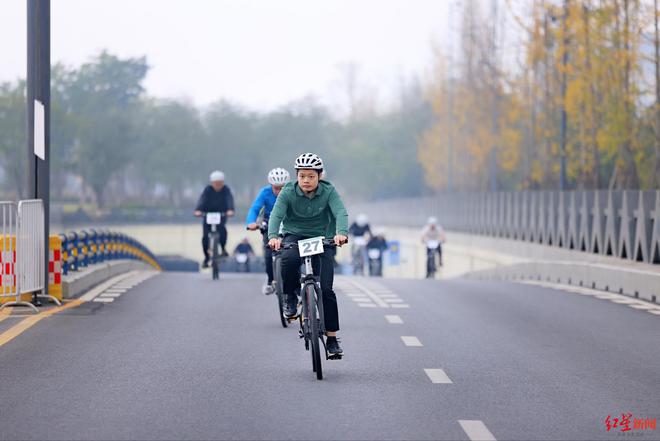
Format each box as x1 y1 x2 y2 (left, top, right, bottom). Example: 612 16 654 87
351 190 660 265
59 229 161 275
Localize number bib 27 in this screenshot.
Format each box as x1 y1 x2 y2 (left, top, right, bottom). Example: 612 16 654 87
298 236 325 257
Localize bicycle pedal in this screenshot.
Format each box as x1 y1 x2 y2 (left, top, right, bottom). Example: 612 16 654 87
298 329 304 339
327 354 343 360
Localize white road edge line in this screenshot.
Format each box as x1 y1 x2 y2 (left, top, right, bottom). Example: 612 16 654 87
93 298 114 303
385 314 403 324
79 271 140 302
424 368 453 384
459 420 496 441
401 336 423 347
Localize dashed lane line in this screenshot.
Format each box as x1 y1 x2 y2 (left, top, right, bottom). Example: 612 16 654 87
385 314 403 324
459 420 497 441
79 271 141 302
343 280 389 308
99 292 123 298
401 336 423 347
424 368 453 384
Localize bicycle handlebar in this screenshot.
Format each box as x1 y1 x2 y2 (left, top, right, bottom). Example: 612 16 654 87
277 238 344 251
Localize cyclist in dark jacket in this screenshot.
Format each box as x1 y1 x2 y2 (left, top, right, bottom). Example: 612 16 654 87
194 170 235 267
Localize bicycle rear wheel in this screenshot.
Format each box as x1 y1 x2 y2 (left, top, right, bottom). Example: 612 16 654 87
306 284 323 380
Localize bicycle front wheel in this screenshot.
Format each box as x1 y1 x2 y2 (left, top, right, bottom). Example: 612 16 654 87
211 237 219 280
273 257 287 328
306 284 323 380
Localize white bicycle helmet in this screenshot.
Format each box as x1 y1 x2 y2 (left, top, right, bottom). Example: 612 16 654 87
209 170 225 182
356 214 369 227
294 152 324 170
267 168 290 186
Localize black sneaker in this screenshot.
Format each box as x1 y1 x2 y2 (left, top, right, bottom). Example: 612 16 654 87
221 249 229 257
202 260 209 269
283 295 298 318
326 337 343 356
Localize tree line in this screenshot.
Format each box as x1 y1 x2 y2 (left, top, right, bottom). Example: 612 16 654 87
0 51 431 212
419 0 660 191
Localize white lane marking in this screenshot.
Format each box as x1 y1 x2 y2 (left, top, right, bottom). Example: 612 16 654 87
385 314 403 324
349 297 371 302
378 294 399 298
343 280 389 308
358 303 378 308
424 368 453 384
459 420 496 441
610 298 638 304
79 271 140 302
105 288 127 293
384 298 405 303
401 336 423 347
100 292 123 298
594 294 620 300
391 304 410 308
520 280 660 316
93 297 114 303
628 303 657 310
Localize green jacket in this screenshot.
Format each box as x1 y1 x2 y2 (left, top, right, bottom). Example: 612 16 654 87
267 180 349 240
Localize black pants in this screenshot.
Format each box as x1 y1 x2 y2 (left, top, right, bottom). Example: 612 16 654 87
202 222 227 261
280 235 339 332
261 232 274 284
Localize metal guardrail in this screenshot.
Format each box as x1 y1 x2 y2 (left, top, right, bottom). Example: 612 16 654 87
1 200 60 312
351 190 660 265
58 229 161 275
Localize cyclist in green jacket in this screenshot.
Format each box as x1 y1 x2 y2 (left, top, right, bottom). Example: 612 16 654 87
268 153 348 356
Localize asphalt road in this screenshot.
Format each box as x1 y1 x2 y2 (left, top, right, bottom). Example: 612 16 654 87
0 271 658 440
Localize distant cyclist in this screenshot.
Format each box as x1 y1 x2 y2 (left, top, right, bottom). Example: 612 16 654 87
246 167 291 294
268 153 348 356
348 214 371 274
194 171 235 267
421 217 446 277
233 238 255 272
366 227 388 276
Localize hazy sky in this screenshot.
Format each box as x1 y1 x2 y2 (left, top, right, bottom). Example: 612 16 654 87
0 0 454 112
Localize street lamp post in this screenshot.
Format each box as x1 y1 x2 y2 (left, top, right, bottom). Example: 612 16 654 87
27 0 51 303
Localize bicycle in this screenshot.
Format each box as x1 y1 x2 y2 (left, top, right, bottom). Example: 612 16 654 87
206 212 223 280
367 247 383 276
426 239 440 279
279 237 343 380
351 236 367 275
251 222 288 328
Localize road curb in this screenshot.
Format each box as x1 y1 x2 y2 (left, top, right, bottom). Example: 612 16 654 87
63 260 153 299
